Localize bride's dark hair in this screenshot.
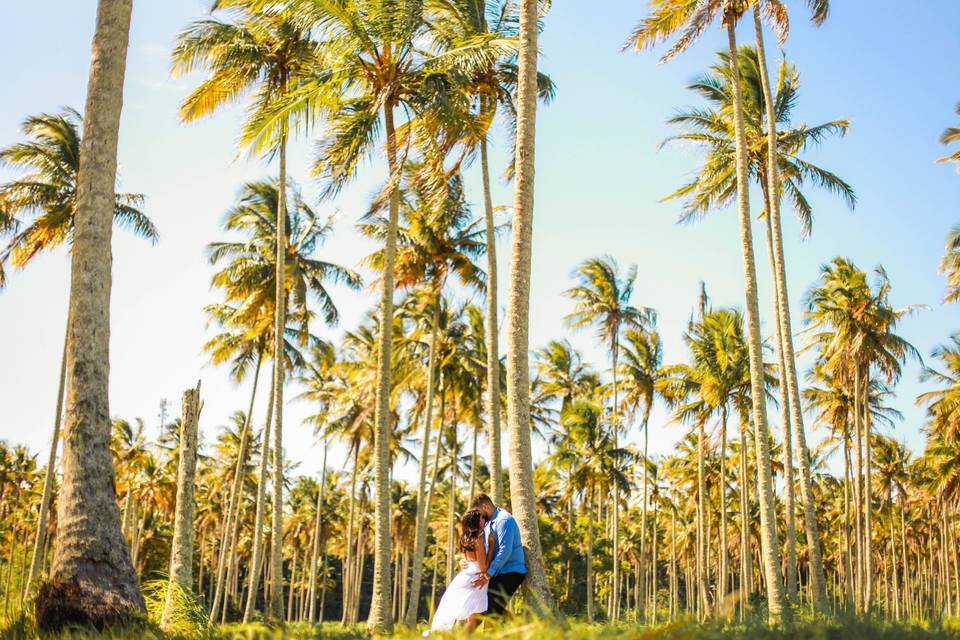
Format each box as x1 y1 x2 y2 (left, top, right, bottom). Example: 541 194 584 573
459 509 485 553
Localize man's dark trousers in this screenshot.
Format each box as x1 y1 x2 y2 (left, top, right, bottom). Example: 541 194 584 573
485 572 526 616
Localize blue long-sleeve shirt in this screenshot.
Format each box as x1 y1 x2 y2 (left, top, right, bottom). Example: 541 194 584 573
484 507 527 576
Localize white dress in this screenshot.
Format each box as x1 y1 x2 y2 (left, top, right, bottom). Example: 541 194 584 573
430 560 488 631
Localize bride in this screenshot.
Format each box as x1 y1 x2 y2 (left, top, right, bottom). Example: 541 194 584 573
430 509 496 633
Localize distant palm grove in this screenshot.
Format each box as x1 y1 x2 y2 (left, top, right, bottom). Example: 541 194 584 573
2 0 960 638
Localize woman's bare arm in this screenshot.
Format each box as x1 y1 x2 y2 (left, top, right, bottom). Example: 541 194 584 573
474 541 489 574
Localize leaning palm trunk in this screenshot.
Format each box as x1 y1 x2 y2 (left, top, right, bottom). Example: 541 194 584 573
724 19 788 625
403 299 441 626
35 0 144 630
481 133 503 505
27 318 69 592
211 356 261 621
502 0 556 615
268 131 289 622
366 100 401 633
242 376 275 623
761 195 798 601
307 441 328 623
161 383 202 630
752 6 828 612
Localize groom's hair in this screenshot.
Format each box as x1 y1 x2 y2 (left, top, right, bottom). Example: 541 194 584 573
470 493 495 509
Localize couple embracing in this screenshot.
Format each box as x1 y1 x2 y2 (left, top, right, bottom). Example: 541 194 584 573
429 494 526 632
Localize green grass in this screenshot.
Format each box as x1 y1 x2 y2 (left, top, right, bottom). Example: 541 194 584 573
3 616 960 640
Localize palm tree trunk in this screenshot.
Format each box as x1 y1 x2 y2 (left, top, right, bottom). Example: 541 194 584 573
638 402 652 622
268 128 289 622
366 99 400 633
340 445 359 625
696 415 709 619
724 21 789 626
651 495 658 623
844 437 855 608
403 299 441 627
161 383 202 630
719 405 729 614
445 427 458 585
752 6 827 612
760 191 799 605
242 373 275 623
502 0 555 615
739 417 752 615
211 355 261 621
611 340 621 620
480 132 503 505
27 316 70 593
587 489 594 622
469 422 479 501
863 373 874 614
35 0 143 629
307 440 328 622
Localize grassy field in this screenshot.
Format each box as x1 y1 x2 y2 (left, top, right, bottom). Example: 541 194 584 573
3 616 960 640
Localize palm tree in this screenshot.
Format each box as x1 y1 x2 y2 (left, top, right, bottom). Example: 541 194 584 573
565 255 654 619
172 3 318 616
34 0 144 630
0 109 157 594
500 0 555 615
427 0 555 507
206 179 357 621
918 333 960 442
535 339 600 414
618 327 664 621
552 399 630 622
938 103 960 171
360 166 485 626
805 257 920 612
628 0 790 621
662 44 853 610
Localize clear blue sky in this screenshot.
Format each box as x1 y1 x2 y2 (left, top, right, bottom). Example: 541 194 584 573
1 1 958 481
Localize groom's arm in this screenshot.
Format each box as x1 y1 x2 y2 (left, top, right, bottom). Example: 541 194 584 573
485 519 516 577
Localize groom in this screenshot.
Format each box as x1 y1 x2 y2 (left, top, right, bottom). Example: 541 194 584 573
469 493 526 617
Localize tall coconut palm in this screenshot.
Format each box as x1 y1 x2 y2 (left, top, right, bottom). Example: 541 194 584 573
0 108 157 595
662 44 853 610
34 0 144 630
500 0 555 614
617 327 665 621
207 179 357 620
360 166 485 626
535 339 600 415
241 0 465 626
427 0 555 507
172 2 318 616
805 257 921 612
629 0 790 621
565 255 654 619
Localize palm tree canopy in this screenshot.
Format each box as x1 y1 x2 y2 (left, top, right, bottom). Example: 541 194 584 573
0 109 157 288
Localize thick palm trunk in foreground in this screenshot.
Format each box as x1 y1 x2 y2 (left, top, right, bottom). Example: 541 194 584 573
725 21 788 625
35 0 143 630
161 383 202 630
752 7 828 612
366 101 401 633
502 0 556 615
